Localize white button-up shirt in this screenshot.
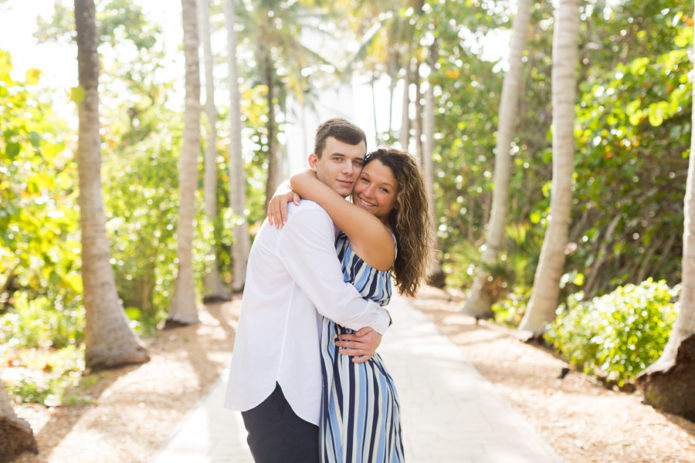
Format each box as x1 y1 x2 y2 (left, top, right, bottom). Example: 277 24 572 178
224 200 390 425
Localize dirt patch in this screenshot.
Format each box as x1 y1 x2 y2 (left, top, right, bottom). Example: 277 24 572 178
6 287 695 462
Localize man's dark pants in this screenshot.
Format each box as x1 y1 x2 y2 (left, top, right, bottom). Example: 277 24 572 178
241 382 319 463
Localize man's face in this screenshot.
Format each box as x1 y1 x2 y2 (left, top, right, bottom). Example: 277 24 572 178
308 136 366 197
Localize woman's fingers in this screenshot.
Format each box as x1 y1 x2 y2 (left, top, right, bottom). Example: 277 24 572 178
266 192 295 228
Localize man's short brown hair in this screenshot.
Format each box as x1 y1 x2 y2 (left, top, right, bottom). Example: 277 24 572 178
313 118 367 159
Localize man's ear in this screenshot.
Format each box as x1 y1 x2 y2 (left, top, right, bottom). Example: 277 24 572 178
307 153 318 170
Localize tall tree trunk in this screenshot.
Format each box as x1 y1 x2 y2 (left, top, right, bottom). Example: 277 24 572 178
198 0 230 302
263 51 279 209
413 59 423 167
399 59 411 151
517 0 580 337
167 0 201 326
75 0 149 368
387 50 398 135
424 41 445 288
371 72 380 145
225 0 250 293
637 10 695 418
462 0 532 317
0 379 37 460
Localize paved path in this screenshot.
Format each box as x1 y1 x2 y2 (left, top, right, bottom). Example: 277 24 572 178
154 294 563 463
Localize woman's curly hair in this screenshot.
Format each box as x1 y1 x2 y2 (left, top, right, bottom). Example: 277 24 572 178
364 149 431 297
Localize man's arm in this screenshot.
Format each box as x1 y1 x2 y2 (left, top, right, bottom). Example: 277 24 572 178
276 204 390 335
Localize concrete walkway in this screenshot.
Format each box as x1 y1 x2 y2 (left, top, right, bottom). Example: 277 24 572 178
154 294 563 463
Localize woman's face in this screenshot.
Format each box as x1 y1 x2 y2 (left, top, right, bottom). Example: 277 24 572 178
352 159 398 224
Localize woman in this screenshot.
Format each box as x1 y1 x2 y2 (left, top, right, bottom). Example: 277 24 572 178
270 148 430 462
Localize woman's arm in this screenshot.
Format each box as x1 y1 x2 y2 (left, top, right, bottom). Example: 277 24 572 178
290 170 395 271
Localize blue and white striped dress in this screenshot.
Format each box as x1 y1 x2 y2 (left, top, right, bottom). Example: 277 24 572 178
319 232 405 463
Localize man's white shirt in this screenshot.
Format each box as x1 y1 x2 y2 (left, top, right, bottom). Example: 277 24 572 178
224 200 391 425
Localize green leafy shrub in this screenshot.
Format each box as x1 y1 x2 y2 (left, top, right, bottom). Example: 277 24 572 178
492 285 531 327
544 278 678 386
0 293 84 350
1 345 90 406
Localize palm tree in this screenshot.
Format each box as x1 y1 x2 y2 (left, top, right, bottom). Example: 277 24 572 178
166 0 201 327
517 0 581 337
224 0 250 292
74 0 149 368
423 40 445 287
462 0 532 318
637 8 695 419
198 0 231 302
399 60 411 150
0 379 37 459
237 0 330 207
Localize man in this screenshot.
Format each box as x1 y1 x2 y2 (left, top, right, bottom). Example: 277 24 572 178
225 118 391 463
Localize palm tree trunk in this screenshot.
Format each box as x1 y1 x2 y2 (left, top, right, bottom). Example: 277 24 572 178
198 0 230 302
462 0 532 318
636 8 695 419
424 42 445 288
371 73 380 145
0 379 37 459
167 0 201 326
225 0 250 293
263 51 279 209
74 0 149 368
413 59 423 167
399 59 411 151
387 50 398 135
517 0 580 336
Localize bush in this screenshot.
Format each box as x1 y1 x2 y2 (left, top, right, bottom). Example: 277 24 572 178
1 345 92 406
492 285 531 327
544 278 678 386
0 293 84 350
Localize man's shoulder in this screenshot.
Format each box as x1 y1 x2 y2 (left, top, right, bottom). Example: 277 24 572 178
288 199 329 217
285 200 334 231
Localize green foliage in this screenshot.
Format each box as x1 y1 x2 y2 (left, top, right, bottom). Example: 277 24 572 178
0 293 84 350
544 279 678 386
1 345 92 406
0 49 82 336
492 285 531 327
570 9 692 294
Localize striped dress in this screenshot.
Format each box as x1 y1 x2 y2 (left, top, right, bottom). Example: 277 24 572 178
319 232 405 463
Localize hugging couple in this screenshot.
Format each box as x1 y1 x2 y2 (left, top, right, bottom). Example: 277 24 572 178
225 118 430 462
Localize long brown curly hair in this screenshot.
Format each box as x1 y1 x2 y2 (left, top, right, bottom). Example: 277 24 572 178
364 149 430 297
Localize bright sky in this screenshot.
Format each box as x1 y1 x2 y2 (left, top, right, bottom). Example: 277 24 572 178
0 0 183 124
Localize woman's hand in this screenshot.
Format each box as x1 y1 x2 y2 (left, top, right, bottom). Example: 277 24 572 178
335 327 382 363
267 184 300 228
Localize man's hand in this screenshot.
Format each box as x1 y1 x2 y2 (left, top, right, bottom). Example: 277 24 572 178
267 185 300 228
335 327 382 363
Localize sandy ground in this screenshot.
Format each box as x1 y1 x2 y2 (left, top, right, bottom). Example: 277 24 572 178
8 286 695 462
